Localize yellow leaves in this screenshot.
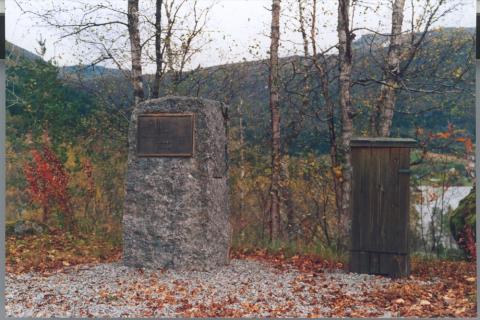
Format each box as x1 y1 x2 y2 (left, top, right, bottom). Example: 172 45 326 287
394 298 405 304
391 82 401 89
454 307 466 315
452 67 463 78
99 289 109 299
465 276 476 283
65 146 77 170
333 166 343 178
361 99 371 107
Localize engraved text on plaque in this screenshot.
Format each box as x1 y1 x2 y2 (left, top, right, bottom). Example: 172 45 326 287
137 113 194 157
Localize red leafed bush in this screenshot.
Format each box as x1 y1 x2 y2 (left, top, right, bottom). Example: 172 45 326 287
23 145 72 227
461 225 476 262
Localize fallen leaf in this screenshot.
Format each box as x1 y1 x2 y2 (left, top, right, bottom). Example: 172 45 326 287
420 300 431 306
443 296 455 305
465 277 475 283
455 307 466 315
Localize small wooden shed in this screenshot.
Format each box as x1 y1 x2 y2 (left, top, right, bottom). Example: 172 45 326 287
349 137 416 278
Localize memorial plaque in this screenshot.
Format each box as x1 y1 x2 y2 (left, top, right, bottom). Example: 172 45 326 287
137 113 194 157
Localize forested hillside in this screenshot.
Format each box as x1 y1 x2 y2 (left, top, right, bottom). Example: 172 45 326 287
6 27 475 258
58 27 475 155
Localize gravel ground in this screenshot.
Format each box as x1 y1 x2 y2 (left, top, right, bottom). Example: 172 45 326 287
6 259 427 318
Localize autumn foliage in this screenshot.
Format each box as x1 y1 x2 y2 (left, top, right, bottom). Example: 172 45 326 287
23 145 72 226
460 225 477 262
6 230 121 275
425 123 474 157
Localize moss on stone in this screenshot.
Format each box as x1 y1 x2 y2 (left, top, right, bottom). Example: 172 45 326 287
449 186 476 258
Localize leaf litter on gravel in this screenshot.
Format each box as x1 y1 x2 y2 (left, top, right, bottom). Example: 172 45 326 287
5 245 477 318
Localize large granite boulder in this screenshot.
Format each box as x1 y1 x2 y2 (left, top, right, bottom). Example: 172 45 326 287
123 96 231 270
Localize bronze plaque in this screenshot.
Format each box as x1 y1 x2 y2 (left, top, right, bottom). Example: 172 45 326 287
137 113 194 157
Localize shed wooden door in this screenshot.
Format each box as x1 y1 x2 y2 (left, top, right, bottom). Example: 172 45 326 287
350 146 411 277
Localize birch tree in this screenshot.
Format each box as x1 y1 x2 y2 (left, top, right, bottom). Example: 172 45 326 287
367 0 458 136
268 0 282 241
127 0 144 105
152 0 164 98
337 0 354 226
369 0 406 136
308 0 342 224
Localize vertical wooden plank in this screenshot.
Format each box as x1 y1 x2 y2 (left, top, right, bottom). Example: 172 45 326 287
350 148 360 274
367 147 380 251
370 252 380 274
360 147 369 251
358 252 369 274
350 148 361 251
370 148 376 251
397 148 410 254
392 254 407 278
378 148 388 252
405 253 411 276
379 253 391 275
363 147 372 251
382 147 401 252
349 251 359 272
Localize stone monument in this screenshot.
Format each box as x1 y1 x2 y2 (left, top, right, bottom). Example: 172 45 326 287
123 96 231 270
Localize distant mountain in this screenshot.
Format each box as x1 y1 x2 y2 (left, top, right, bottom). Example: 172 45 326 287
6 27 475 155
6 41 42 62
5 40 123 79
352 27 475 49
60 65 124 79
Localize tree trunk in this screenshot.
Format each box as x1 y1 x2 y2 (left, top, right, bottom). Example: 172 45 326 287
152 0 164 98
337 0 353 236
297 0 310 109
277 0 312 242
238 99 245 217
127 0 144 105
281 157 296 241
269 0 282 242
164 1 175 94
370 0 406 136
310 0 342 220
42 206 48 224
